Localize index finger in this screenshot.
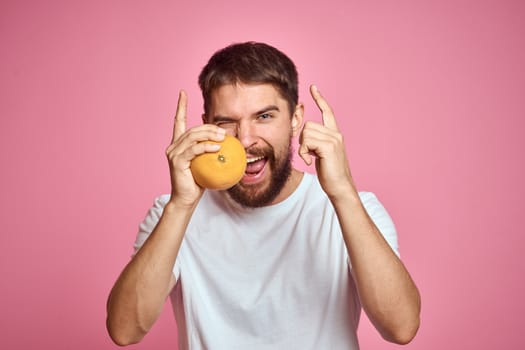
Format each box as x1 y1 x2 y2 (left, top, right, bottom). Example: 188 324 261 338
310 85 338 131
171 90 188 143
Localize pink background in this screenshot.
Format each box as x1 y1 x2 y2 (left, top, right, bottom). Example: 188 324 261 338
1 0 524 349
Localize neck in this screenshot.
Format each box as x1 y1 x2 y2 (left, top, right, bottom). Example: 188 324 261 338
267 169 304 205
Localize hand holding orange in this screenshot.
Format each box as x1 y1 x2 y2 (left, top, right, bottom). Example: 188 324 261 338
190 135 246 190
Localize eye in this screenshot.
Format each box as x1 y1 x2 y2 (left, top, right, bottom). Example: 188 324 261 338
215 121 236 128
258 113 272 120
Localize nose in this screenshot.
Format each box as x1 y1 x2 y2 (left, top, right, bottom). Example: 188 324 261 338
236 120 257 149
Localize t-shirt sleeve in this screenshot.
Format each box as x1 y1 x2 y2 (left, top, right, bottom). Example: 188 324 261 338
132 195 181 279
133 195 169 253
359 192 400 257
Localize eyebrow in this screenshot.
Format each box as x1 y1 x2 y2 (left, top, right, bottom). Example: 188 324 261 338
211 115 237 123
211 105 281 122
254 105 280 116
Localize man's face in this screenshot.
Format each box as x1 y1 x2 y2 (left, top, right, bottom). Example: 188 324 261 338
205 83 302 207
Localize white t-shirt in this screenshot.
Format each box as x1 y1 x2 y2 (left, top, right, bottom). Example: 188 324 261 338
134 172 399 350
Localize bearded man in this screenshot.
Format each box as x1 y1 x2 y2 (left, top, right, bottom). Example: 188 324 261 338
106 41 421 350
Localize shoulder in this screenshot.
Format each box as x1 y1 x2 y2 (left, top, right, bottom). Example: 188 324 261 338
357 191 391 222
358 191 400 256
148 194 171 216
138 194 170 232
153 194 171 207
303 174 385 216
302 172 325 196
358 191 380 207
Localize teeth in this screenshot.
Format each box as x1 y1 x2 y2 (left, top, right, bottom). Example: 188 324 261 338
247 156 264 163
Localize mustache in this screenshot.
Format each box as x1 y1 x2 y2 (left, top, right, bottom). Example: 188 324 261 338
245 145 275 160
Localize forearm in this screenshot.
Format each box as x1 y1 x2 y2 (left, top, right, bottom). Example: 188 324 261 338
106 200 194 345
332 192 420 344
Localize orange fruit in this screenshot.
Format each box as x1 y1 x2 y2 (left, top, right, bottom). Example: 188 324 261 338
190 135 247 190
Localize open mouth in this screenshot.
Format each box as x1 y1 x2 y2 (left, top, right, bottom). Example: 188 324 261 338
243 155 267 181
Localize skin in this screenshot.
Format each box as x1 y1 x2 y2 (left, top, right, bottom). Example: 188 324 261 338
207 83 303 207
106 83 421 345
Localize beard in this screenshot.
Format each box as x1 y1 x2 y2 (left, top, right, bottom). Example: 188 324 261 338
226 138 293 208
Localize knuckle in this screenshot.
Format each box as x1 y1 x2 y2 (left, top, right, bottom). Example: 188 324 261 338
327 137 340 151
302 122 314 134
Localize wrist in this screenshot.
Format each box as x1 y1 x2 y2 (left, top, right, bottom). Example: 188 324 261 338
327 181 360 205
165 195 199 215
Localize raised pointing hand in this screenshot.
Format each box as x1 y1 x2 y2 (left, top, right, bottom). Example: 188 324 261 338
165 90 226 206
298 85 355 197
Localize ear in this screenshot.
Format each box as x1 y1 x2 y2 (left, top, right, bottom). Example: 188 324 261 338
201 113 208 124
291 103 304 137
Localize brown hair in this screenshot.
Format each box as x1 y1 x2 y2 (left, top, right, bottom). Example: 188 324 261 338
198 41 298 117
